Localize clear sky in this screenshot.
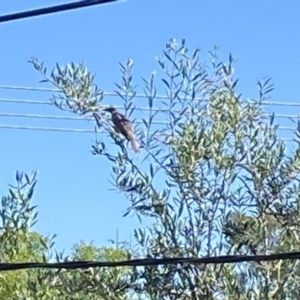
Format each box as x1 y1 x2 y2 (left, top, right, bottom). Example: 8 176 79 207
0 0 300 254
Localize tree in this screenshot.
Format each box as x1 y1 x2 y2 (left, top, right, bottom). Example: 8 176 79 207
0 171 133 299
30 38 300 299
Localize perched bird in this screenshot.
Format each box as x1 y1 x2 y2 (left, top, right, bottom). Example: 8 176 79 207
104 106 140 153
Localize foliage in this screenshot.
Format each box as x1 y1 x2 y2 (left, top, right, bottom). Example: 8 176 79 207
29 38 300 299
0 171 133 299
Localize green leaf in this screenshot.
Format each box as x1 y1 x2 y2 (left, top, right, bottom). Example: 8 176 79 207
27 180 37 200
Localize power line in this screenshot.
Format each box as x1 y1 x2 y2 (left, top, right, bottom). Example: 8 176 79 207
0 0 121 24
0 124 94 133
0 251 300 272
1 96 300 131
1 97 300 120
0 97 51 106
0 84 173 100
0 112 170 125
0 112 298 132
1 84 300 107
0 97 300 135
0 124 294 141
0 97 171 113
0 94 299 130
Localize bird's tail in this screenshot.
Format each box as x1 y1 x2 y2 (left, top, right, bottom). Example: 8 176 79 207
130 137 140 153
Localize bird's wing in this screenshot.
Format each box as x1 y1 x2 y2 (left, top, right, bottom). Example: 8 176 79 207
114 112 131 123
112 112 135 140
112 113 132 128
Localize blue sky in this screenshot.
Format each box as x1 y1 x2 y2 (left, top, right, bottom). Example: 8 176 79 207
0 0 300 254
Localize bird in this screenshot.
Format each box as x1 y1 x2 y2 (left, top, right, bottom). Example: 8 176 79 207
104 106 140 153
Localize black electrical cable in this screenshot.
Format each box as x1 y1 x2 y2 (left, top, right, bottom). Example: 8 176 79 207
0 251 300 272
0 0 120 24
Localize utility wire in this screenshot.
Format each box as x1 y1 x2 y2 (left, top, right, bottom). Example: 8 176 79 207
1 97 300 120
0 124 94 133
0 112 170 125
0 112 297 131
0 0 120 24
0 251 300 272
0 97 173 114
0 97 171 113
0 124 294 141
1 84 300 107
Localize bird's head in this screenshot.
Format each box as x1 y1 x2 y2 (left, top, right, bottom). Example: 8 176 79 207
103 106 117 114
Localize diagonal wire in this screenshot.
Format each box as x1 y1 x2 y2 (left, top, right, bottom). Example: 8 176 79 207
0 251 300 271
0 0 121 24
